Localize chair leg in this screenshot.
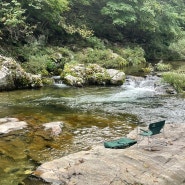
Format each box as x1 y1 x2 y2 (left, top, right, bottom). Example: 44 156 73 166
148 136 152 151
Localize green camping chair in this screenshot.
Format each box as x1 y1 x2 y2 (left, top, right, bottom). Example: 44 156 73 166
137 120 165 150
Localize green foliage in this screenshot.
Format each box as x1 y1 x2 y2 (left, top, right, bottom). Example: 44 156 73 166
101 0 160 31
59 20 94 38
1 0 25 27
17 43 73 75
141 64 154 74
112 46 146 66
22 55 48 75
162 72 185 92
101 0 185 59
0 0 33 42
176 65 185 73
1 0 185 71
75 48 128 69
86 37 105 49
169 37 185 60
102 1 136 26
156 63 172 71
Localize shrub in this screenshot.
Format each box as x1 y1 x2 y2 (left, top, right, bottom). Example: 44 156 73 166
22 55 48 75
156 63 172 71
17 44 74 76
86 37 105 49
112 45 146 66
162 72 185 92
169 38 185 60
75 48 128 69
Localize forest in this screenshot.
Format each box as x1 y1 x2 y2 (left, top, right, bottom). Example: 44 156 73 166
0 0 185 78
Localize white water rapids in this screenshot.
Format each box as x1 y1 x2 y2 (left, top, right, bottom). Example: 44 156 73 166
52 75 185 124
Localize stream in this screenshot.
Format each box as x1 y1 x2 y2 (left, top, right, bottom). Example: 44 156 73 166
0 75 185 184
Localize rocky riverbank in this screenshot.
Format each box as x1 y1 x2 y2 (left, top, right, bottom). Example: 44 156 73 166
34 123 185 185
0 55 43 91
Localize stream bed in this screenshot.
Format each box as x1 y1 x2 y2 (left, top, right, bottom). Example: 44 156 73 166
0 75 185 184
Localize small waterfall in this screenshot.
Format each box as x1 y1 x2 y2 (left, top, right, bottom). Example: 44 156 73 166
109 75 161 101
52 76 68 88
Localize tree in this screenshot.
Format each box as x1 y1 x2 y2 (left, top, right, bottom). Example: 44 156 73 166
0 0 70 44
101 0 185 59
0 0 29 42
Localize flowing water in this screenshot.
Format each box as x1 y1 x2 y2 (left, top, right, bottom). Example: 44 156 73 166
0 75 185 184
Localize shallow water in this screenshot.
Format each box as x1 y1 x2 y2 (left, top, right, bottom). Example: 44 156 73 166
0 76 185 184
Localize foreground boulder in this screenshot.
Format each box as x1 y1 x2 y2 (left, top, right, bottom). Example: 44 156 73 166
0 55 43 91
61 63 125 87
34 123 185 185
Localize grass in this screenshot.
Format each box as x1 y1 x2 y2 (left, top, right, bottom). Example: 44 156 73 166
162 72 185 92
156 63 172 71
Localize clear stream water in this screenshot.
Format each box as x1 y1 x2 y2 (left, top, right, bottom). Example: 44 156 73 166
0 75 185 184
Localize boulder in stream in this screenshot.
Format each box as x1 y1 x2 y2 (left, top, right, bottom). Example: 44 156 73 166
61 63 125 86
0 118 27 134
43 121 64 136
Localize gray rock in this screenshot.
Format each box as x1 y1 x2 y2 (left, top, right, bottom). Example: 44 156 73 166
0 55 43 91
62 63 125 86
34 123 185 185
64 74 84 87
106 69 125 85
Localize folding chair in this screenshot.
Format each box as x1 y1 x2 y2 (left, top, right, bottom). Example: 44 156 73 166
137 120 165 150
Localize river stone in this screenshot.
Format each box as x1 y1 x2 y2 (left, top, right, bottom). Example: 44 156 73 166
0 118 27 134
43 121 64 136
64 74 84 87
0 55 43 91
34 123 185 185
106 69 125 85
62 63 125 86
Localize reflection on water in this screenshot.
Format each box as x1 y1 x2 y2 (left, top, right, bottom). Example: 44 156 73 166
0 76 185 184
0 87 138 185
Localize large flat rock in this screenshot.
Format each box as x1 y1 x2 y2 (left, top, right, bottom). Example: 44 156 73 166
34 123 185 185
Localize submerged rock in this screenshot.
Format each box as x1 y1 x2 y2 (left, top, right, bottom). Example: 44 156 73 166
34 123 185 185
43 121 64 136
0 117 27 134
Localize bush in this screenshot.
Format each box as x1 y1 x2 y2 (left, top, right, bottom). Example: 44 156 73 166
111 45 146 66
162 72 185 92
75 48 128 69
156 63 172 71
86 37 105 49
16 44 74 76
169 38 185 60
22 55 48 75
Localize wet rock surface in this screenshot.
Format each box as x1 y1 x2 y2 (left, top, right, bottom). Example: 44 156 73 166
43 121 64 136
0 117 27 134
34 123 185 185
